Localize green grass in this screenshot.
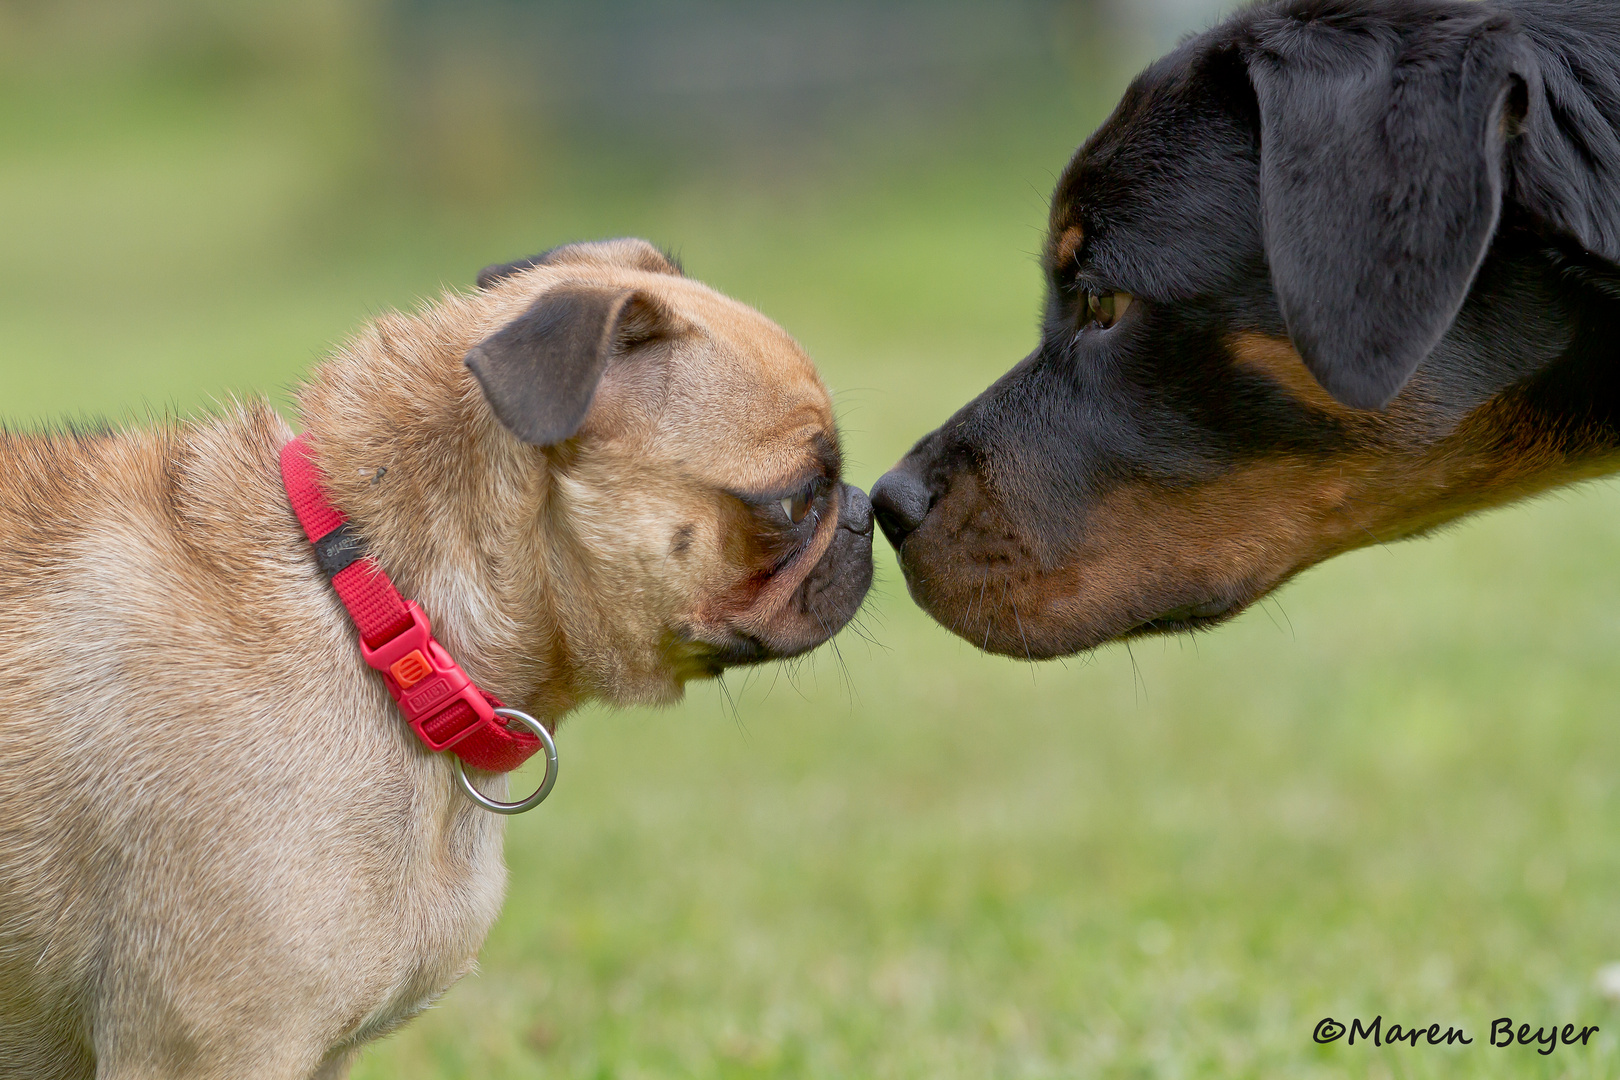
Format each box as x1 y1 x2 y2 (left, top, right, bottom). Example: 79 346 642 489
6 23 1620 1078
342 485 1620 1080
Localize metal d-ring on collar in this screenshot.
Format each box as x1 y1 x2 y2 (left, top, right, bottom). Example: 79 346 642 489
454 708 559 814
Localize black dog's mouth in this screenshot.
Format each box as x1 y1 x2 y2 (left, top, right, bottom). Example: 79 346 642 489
888 517 1264 655
1121 599 1241 638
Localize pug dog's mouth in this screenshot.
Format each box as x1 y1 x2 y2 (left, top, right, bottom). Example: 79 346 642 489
690 629 774 672
666 625 820 682
673 611 847 677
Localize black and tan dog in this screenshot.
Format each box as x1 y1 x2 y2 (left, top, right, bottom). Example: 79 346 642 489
0 238 872 1077
872 0 1620 658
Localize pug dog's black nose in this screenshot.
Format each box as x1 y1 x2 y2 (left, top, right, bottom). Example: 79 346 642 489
871 467 930 548
839 483 874 537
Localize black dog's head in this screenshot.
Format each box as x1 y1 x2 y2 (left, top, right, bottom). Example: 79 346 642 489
873 0 1620 658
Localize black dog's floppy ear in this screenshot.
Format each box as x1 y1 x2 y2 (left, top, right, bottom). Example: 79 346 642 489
476 238 683 290
465 284 675 446
1244 8 1532 410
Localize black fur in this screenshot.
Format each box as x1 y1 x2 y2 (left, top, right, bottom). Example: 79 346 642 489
1246 1 1532 408
872 0 1620 657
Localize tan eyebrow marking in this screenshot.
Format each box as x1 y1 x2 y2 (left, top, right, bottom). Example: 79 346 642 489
1052 226 1085 268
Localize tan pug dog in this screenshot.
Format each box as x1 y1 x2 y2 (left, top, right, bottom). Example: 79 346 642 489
0 239 874 1079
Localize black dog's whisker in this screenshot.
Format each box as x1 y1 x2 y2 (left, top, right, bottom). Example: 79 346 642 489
865 0 1620 663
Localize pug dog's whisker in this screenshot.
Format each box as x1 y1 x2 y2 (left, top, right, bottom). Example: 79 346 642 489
0 236 874 1070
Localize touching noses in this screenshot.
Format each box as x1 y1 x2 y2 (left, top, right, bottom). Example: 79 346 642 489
870 467 930 548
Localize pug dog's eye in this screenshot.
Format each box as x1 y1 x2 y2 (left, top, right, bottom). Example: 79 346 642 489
1085 291 1133 328
780 485 815 524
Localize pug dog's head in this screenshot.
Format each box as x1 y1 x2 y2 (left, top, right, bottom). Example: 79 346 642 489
301 238 873 713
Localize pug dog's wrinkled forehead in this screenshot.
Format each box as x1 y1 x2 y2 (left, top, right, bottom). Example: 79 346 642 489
472 238 838 493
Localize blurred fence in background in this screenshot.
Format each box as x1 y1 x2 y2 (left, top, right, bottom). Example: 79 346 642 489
0 0 1233 209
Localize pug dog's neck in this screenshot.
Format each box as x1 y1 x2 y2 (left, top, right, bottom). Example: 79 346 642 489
293 296 582 723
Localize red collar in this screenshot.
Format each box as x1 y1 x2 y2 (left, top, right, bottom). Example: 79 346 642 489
280 436 541 774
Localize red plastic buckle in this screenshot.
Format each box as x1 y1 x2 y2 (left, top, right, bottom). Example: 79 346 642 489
358 600 493 752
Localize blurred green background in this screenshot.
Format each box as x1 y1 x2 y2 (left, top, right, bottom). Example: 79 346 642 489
6 1 1620 1076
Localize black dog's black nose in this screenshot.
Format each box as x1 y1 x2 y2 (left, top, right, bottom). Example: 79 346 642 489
870 467 930 548
839 483 874 537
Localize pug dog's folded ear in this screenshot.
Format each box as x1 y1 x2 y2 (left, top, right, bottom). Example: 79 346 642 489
1244 8 1533 410
465 284 678 446
476 238 682 290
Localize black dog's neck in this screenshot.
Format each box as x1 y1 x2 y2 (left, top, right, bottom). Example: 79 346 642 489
1514 236 1620 453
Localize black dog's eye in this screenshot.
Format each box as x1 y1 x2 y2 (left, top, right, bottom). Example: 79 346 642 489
780 483 816 524
1084 291 1133 328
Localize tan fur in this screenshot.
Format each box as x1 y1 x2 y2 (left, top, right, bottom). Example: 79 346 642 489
902 340 1620 657
1229 333 1368 419
1051 226 1085 269
0 243 853 1077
